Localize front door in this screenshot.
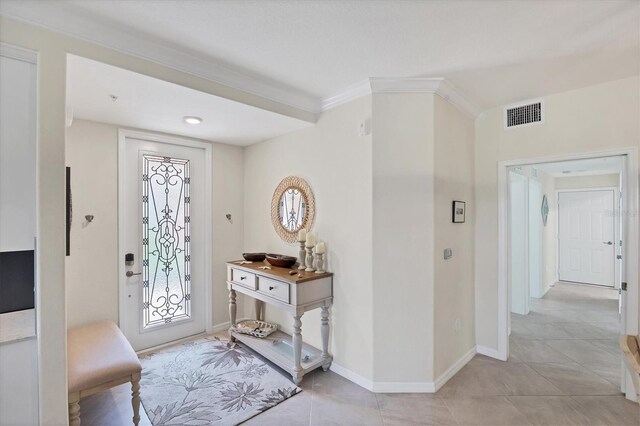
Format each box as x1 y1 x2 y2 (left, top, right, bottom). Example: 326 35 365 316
120 132 208 350
558 190 615 287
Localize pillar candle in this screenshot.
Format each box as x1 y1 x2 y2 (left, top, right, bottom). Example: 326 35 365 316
297 229 307 242
315 242 326 254
305 232 316 247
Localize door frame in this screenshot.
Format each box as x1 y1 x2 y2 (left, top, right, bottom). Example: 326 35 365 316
555 186 620 289
496 147 638 399
117 129 213 344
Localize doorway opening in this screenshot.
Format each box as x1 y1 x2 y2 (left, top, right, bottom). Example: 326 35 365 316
498 150 639 401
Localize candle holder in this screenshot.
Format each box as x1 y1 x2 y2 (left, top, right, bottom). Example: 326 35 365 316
305 246 315 272
298 240 306 270
315 252 326 274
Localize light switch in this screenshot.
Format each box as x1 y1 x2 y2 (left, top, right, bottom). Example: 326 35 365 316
444 248 453 260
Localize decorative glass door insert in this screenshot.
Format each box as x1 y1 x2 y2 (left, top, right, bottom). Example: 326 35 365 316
142 154 191 328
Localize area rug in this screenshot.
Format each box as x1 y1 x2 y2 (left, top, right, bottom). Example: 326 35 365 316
139 336 301 425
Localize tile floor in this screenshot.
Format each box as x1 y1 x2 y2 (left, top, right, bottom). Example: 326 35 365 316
80 282 639 425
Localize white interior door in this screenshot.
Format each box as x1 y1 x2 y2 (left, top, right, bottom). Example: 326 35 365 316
558 190 615 287
120 133 208 350
509 170 529 315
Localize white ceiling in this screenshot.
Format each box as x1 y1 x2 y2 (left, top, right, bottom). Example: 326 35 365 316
66 55 311 146
535 157 623 178
2 0 639 113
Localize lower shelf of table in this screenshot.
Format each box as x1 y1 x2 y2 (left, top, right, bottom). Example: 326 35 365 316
231 330 331 382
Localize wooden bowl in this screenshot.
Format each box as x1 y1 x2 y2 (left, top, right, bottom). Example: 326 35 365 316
243 252 266 262
265 253 297 268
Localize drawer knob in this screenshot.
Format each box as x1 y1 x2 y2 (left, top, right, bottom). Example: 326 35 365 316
269 286 275 291
240 276 246 280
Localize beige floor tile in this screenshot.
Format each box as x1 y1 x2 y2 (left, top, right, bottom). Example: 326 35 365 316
510 339 574 363
81 383 153 426
571 395 640 425
376 393 458 425
442 396 531 425
526 362 621 396
506 396 590 425
436 361 506 397
544 339 618 365
479 360 565 396
586 339 621 356
310 391 383 426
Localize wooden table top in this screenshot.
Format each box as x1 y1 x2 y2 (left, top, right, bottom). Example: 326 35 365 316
227 260 333 284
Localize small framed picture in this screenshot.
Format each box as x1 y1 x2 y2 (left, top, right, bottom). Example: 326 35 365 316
452 200 466 223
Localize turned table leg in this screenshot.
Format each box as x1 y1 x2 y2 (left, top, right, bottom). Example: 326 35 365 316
292 313 304 384
229 288 237 342
321 306 332 371
131 373 141 426
68 392 80 426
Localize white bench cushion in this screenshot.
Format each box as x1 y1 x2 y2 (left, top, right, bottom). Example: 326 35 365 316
67 320 141 393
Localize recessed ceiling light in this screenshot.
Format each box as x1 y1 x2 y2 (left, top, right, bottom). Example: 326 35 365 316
183 116 203 124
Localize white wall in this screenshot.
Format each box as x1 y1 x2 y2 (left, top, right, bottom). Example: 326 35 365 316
433 95 475 378
0 338 39 425
537 169 557 296
1 16 311 420
65 119 245 329
0 53 36 252
244 96 374 381
0 46 38 426
475 76 640 352
371 92 435 383
555 173 620 190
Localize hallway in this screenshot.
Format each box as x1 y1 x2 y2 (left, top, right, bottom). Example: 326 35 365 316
511 282 621 388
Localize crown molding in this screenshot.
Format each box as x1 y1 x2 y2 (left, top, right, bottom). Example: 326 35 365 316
321 77 480 117
435 79 482 117
369 77 444 93
0 4 322 115
320 80 371 112
1 5 481 118
0 42 37 64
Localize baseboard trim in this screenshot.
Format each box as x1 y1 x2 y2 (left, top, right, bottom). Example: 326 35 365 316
476 345 501 359
371 381 436 393
330 363 438 393
329 362 374 391
211 321 231 334
434 345 476 391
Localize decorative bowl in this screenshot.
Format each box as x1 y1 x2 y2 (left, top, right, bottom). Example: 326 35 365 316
265 253 297 268
243 252 266 262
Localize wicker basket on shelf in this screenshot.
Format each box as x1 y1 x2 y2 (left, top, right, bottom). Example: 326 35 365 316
231 320 278 338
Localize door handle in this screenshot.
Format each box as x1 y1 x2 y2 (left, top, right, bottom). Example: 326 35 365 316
126 271 142 277
603 241 613 245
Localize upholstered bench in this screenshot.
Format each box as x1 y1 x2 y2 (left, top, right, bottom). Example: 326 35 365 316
620 334 640 402
67 320 142 425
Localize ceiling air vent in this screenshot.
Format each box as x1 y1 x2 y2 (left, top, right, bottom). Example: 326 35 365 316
504 100 544 129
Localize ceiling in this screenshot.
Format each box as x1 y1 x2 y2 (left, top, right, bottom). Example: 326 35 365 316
1 0 638 115
66 55 311 145
535 157 623 178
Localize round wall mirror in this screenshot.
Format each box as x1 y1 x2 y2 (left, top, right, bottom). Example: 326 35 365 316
271 176 315 243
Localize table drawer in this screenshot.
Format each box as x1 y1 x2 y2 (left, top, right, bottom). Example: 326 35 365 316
257 277 290 303
231 269 257 290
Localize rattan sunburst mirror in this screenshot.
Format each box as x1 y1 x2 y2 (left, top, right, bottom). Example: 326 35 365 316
271 176 315 243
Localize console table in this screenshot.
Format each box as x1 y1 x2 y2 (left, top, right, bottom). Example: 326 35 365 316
226 260 333 384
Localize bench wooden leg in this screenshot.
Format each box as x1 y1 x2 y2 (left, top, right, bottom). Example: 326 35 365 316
68 392 80 426
131 373 141 426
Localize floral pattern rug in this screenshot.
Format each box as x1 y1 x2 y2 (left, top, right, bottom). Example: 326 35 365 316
139 336 301 425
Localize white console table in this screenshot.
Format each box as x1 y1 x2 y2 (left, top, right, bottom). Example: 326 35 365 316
226 260 333 384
